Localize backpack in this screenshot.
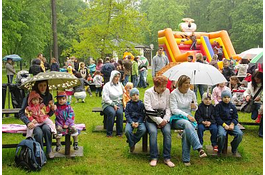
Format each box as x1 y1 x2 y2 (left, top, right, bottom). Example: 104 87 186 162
15 137 47 171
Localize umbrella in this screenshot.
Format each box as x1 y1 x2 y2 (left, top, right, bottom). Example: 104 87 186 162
250 51 263 63
163 62 227 85
2 54 22 62
238 48 263 60
20 71 80 90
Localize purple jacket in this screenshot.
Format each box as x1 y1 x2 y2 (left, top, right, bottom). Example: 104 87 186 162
55 102 75 127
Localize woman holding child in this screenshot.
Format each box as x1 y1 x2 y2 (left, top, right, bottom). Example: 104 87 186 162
19 80 56 159
144 76 175 168
170 75 207 166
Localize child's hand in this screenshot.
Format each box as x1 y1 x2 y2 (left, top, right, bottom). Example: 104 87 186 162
63 125 68 129
229 123 235 130
224 124 229 130
206 121 211 127
32 119 37 124
134 122 139 128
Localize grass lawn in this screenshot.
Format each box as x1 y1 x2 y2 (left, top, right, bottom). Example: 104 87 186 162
2 69 263 175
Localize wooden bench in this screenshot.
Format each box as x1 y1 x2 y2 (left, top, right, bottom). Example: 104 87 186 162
92 107 148 152
2 124 86 157
2 108 21 118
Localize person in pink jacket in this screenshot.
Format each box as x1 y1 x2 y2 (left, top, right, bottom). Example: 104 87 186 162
212 82 230 105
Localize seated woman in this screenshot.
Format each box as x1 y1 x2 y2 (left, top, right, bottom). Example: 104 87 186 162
102 70 124 137
19 80 57 159
144 76 175 168
170 75 207 166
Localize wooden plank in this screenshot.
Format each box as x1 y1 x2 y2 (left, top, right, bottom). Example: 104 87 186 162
239 122 259 126
2 108 21 114
2 141 70 149
92 107 103 112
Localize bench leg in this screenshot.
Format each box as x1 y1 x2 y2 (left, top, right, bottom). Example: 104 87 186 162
142 132 148 152
222 133 228 154
65 134 71 155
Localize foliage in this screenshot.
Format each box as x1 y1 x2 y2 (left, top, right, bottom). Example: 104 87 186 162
71 0 149 59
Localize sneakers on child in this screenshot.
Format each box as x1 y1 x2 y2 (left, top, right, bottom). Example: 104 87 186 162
199 149 207 158
183 161 191 166
56 144 61 152
130 145 135 153
48 151 55 159
213 145 218 152
73 142 79 150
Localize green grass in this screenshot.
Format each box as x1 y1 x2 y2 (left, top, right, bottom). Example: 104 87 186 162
2 70 263 175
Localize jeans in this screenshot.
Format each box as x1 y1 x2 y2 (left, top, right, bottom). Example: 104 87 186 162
33 124 52 154
125 122 146 147
139 69 147 88
103 105 123 136
145 121 171 160
194 84 206 100
217 125 243 153
197 123 218 146
95 87 102 96
171 119 202 162
132 75 139 88
123 75 130 86
7 75 14 84
251 103 261 120
259 116 263 137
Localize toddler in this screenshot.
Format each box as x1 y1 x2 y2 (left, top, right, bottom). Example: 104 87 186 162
212 82 230 105
125 88 146 152
123 82 133 108
215 90 243 156
93 70 104 97
55 91 79 151
25 91 56 137
195 93 218 152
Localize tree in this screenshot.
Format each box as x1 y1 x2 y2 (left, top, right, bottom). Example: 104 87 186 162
69 0 149 59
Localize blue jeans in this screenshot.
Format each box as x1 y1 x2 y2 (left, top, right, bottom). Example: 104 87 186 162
259 116 263 137
33 124 52 154
103 105 123 136
123 75 130 86
194 84 206 100
217 125 243 153
139 69 147 88
125 122 146 147
171 119 202 162
145 121 171 160
95 87 102 96
251 103 261 120
197 123 218 146
132 75 139 88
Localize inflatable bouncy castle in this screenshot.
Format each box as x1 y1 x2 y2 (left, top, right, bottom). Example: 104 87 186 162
158 18 239 63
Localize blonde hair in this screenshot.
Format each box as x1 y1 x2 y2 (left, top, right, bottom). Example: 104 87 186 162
125 82 133 90
196 53 203 61
212 54 218 61
177 75 190 88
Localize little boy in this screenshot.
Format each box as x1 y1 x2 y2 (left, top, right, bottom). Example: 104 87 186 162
125 88 147 153
55 91 79 151
195 92 218 152
93 70 103 97
215 90 243 156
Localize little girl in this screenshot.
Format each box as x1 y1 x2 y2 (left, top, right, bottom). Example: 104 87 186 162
25 91 56 137
212 82 230 105
93 70 103 97
123 82 133 108
55 91 79 151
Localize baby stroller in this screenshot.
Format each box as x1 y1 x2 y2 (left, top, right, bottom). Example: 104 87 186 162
15 70 30 85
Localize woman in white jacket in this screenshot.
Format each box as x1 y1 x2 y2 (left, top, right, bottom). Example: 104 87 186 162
102 70 124 137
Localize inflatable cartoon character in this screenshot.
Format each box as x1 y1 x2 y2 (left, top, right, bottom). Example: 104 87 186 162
179 18 197 37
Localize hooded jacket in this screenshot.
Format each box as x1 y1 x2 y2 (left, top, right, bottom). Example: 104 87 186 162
55 102 75 127
29 59 43 75
102 70 124 110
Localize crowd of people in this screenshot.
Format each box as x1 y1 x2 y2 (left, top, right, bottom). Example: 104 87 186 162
8 49 262 167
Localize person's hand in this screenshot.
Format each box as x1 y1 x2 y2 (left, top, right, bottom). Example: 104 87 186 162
187 115 196 122
27 122 35 130
206 121 211 127
63 125 68 129
191 101 196 110
159 120 167 128
229 123 235 131
131 122 136 128
32 119 37 124
114 105 119 111
202 121 207 126
254 96 261 102
224 124 229 130
246 95 251 102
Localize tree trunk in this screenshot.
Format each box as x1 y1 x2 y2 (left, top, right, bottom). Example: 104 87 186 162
51 0 59 64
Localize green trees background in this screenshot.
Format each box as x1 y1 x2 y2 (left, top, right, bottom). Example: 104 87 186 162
2 0 263 65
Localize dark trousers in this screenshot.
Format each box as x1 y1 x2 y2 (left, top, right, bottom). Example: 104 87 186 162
7 75 14 84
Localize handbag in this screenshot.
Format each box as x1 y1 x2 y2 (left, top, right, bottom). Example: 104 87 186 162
241 86 262 113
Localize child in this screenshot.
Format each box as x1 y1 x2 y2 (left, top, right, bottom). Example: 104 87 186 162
215 90 243 156
222 59 235 81
55 91 79 151
212 82 230 105
78 62 89 80
50 57 60 71
74 72 89 103
93 70 103 97
25 91 56 137
123 82 133 108
125 88 146 152
195 93 218 152
228 76 241 91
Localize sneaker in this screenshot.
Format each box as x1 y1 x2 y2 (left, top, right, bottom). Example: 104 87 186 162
56 144 61 152
213 145 218 152
149 159 157 167
106 135 112 138
48 152 55 159
73 142 79 150
130 145 135 153
164 159 175 168
199 149 207 158
184 162 191 166
232 151 241 158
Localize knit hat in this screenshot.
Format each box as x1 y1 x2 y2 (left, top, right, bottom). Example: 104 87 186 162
130 88 139 97
221 90 231 98
56 91 67 98
240 80 248 87
202 92 211 100
28 91 42 105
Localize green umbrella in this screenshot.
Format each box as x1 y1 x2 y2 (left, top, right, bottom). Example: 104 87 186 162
250 51 263 63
